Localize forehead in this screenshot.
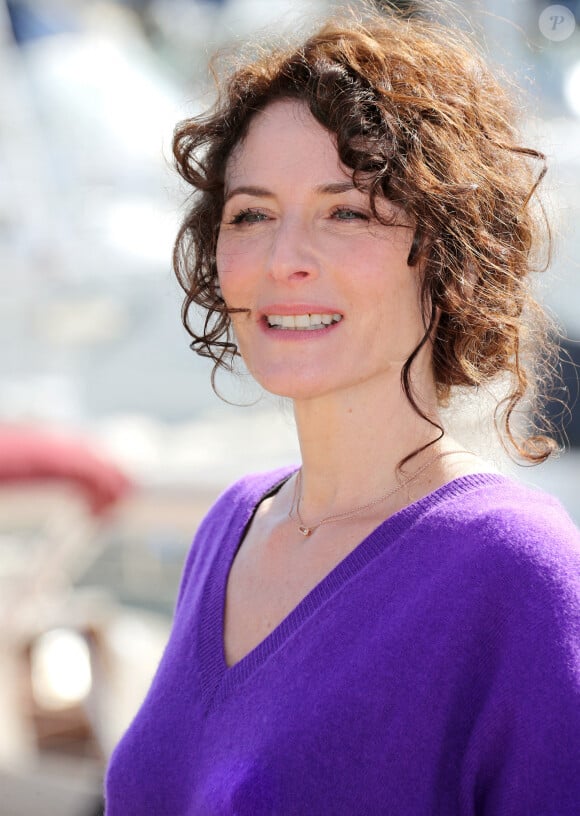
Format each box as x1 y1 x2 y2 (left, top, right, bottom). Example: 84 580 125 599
224 99 350 187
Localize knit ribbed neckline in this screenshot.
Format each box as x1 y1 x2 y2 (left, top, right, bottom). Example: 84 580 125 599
199 468 507 711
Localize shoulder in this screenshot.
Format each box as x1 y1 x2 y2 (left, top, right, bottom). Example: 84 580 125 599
413 473 580 619
425 472 580 556
203 465 298 524
400 474 580 619
435 479 580 804
410 475 580 700
174 466 297 609
466 475 579 569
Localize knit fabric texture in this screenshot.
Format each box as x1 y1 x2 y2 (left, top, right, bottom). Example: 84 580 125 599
105 468 580 815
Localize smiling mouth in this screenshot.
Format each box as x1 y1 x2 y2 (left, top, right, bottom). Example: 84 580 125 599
265 313 343 330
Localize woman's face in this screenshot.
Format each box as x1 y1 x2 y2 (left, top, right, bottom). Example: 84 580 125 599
216 99 430 402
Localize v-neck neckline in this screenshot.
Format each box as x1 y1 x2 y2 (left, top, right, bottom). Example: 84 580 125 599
198 468 505 711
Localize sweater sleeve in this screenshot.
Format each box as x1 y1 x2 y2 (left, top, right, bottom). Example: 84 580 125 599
460 500 580 815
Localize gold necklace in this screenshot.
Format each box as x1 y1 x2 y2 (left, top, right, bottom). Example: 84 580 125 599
288 450 472 537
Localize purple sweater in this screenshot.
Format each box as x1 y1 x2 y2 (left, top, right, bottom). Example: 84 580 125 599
105 469 580 815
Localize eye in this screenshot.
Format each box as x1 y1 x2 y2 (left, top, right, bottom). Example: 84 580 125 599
330 206 370 222
228 208 268 225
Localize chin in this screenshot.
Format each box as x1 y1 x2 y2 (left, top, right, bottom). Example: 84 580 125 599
249 367 336 402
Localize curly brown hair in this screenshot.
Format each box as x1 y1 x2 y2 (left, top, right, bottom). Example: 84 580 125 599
172 6 559 463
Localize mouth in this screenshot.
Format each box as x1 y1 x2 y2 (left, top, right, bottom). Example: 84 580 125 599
264 313 343 331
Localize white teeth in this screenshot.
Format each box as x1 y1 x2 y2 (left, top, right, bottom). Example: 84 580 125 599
265 313 342 330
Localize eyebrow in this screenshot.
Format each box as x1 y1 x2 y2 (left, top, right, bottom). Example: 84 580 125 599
316 181 362 195
223 180 365 203
224 185 274 203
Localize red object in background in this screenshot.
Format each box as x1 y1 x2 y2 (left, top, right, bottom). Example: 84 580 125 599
0 427 132 515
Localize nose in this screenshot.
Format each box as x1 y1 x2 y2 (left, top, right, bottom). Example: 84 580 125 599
266 215 321 283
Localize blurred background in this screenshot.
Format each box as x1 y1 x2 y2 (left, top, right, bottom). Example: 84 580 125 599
0 0 578 813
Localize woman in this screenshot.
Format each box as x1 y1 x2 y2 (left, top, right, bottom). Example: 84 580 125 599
105 8 580 814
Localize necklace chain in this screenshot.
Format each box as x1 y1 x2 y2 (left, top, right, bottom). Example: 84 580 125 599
288 450 472 537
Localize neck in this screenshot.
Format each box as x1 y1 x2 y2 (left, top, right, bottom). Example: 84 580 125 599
292 372 446 520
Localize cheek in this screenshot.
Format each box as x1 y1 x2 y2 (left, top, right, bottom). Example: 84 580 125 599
216 243 242 301
215 232 229 280
217 271 250 311
357 259 423 330
216 234 259 295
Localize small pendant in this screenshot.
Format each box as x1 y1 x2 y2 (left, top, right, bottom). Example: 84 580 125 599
299 525 313 537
